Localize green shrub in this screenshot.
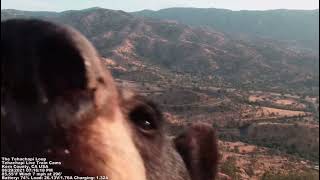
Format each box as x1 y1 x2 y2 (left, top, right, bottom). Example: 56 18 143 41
261 170 319 180
220 156 240 179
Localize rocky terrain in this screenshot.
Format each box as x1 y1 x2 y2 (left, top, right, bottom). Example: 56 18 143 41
2 7 319 179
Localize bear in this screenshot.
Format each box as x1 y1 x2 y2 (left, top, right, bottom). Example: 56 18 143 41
1 19 219 180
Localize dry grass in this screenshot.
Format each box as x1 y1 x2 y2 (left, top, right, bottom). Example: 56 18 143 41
218 141 316 180
257 107 307 117
275 99 295 105
249 95 267 102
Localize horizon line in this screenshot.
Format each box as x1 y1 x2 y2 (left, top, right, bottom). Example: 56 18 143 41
1 6 319 13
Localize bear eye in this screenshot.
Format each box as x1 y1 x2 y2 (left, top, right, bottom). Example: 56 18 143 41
137 119 154 131
129 105 158 132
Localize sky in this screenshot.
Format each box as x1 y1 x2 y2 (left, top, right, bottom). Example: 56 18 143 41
1 0 319 12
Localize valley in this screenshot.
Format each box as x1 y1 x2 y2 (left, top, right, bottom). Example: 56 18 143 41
2 7 319 179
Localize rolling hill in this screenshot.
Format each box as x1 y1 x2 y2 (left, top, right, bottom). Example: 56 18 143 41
133 8 319 50
1 8 318 95
1 7 319 177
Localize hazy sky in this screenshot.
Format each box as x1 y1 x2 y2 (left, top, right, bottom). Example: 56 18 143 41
1 0 319 12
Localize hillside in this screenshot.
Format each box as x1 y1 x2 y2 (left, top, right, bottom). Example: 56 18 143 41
133 8 319 50
1 8 319 178
2 8 319 95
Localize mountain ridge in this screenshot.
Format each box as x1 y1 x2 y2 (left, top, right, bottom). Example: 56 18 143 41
1 7 319 177
1 8 319 95
132 7 319 50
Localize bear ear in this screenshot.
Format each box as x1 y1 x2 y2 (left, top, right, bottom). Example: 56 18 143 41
173 123 219 180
